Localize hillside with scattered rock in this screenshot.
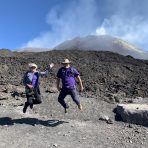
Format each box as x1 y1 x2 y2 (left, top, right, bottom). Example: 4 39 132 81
1 50 148 103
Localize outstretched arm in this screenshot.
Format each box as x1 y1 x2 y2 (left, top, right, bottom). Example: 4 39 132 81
39 63 54 76
76 75 84 92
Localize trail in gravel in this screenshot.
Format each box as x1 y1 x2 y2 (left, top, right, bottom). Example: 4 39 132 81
0 92 148 148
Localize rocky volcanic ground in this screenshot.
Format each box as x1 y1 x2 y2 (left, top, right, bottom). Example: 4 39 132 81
0 50 148 148
1 50 148 100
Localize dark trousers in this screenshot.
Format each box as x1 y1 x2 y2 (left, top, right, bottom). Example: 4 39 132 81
58 88 80 109
25 86 42 108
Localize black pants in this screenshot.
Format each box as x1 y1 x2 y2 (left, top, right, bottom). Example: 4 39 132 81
25 86 42 108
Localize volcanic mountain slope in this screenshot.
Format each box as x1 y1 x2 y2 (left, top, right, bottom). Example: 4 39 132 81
0 50 148 102
17 35 147 59
54 35 146 59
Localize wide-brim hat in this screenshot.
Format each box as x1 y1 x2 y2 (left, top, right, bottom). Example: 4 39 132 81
61 59 71 64
28 63 38 69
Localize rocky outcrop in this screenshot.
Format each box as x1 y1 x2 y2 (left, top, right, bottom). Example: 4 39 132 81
116 104 148 126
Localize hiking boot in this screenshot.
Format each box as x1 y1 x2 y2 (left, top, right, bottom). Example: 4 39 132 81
78 104 83 110
30 104 33 109
23 102 28 113
65 108 68 113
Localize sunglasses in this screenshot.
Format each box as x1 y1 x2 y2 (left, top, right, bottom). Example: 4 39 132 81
30 66 36 69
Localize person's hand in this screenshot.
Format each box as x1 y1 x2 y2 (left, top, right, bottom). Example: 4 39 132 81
57 86 61 91
27 84 33 88
49 63 54 69
79 86 84 93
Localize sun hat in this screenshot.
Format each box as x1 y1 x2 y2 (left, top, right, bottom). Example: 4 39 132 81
28 63 38 69
61 59 71 64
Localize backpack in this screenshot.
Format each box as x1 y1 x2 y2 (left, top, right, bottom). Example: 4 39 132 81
23 71 32 86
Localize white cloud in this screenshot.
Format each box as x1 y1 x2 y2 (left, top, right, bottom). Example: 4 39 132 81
96 15 148 50
22 0 97 49
22 32 50 48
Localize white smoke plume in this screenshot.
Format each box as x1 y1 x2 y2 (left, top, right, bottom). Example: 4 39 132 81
22 0 97 48
22 0 148 53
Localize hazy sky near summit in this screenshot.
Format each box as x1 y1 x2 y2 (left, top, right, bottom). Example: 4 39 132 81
0 0 148 50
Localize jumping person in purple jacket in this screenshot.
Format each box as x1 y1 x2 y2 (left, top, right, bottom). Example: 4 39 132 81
23 63 54 113
57 59 84 113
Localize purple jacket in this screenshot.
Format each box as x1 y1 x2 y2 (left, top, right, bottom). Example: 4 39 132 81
23 69 50 88
57 67 80 89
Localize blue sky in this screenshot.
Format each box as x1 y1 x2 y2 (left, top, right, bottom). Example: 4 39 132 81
0 0 148 50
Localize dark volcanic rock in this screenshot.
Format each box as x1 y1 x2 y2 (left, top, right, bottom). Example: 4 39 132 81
0 50 148 101
116 104 148 126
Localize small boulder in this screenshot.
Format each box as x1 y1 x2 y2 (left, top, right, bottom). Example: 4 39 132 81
99 115 109 121
106 119 114 124
99 113 110 121
53 143 58 147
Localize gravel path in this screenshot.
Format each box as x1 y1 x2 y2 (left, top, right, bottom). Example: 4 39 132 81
0 92 148 148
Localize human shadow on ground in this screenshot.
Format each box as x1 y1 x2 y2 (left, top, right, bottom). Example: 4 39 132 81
0 117 69 127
